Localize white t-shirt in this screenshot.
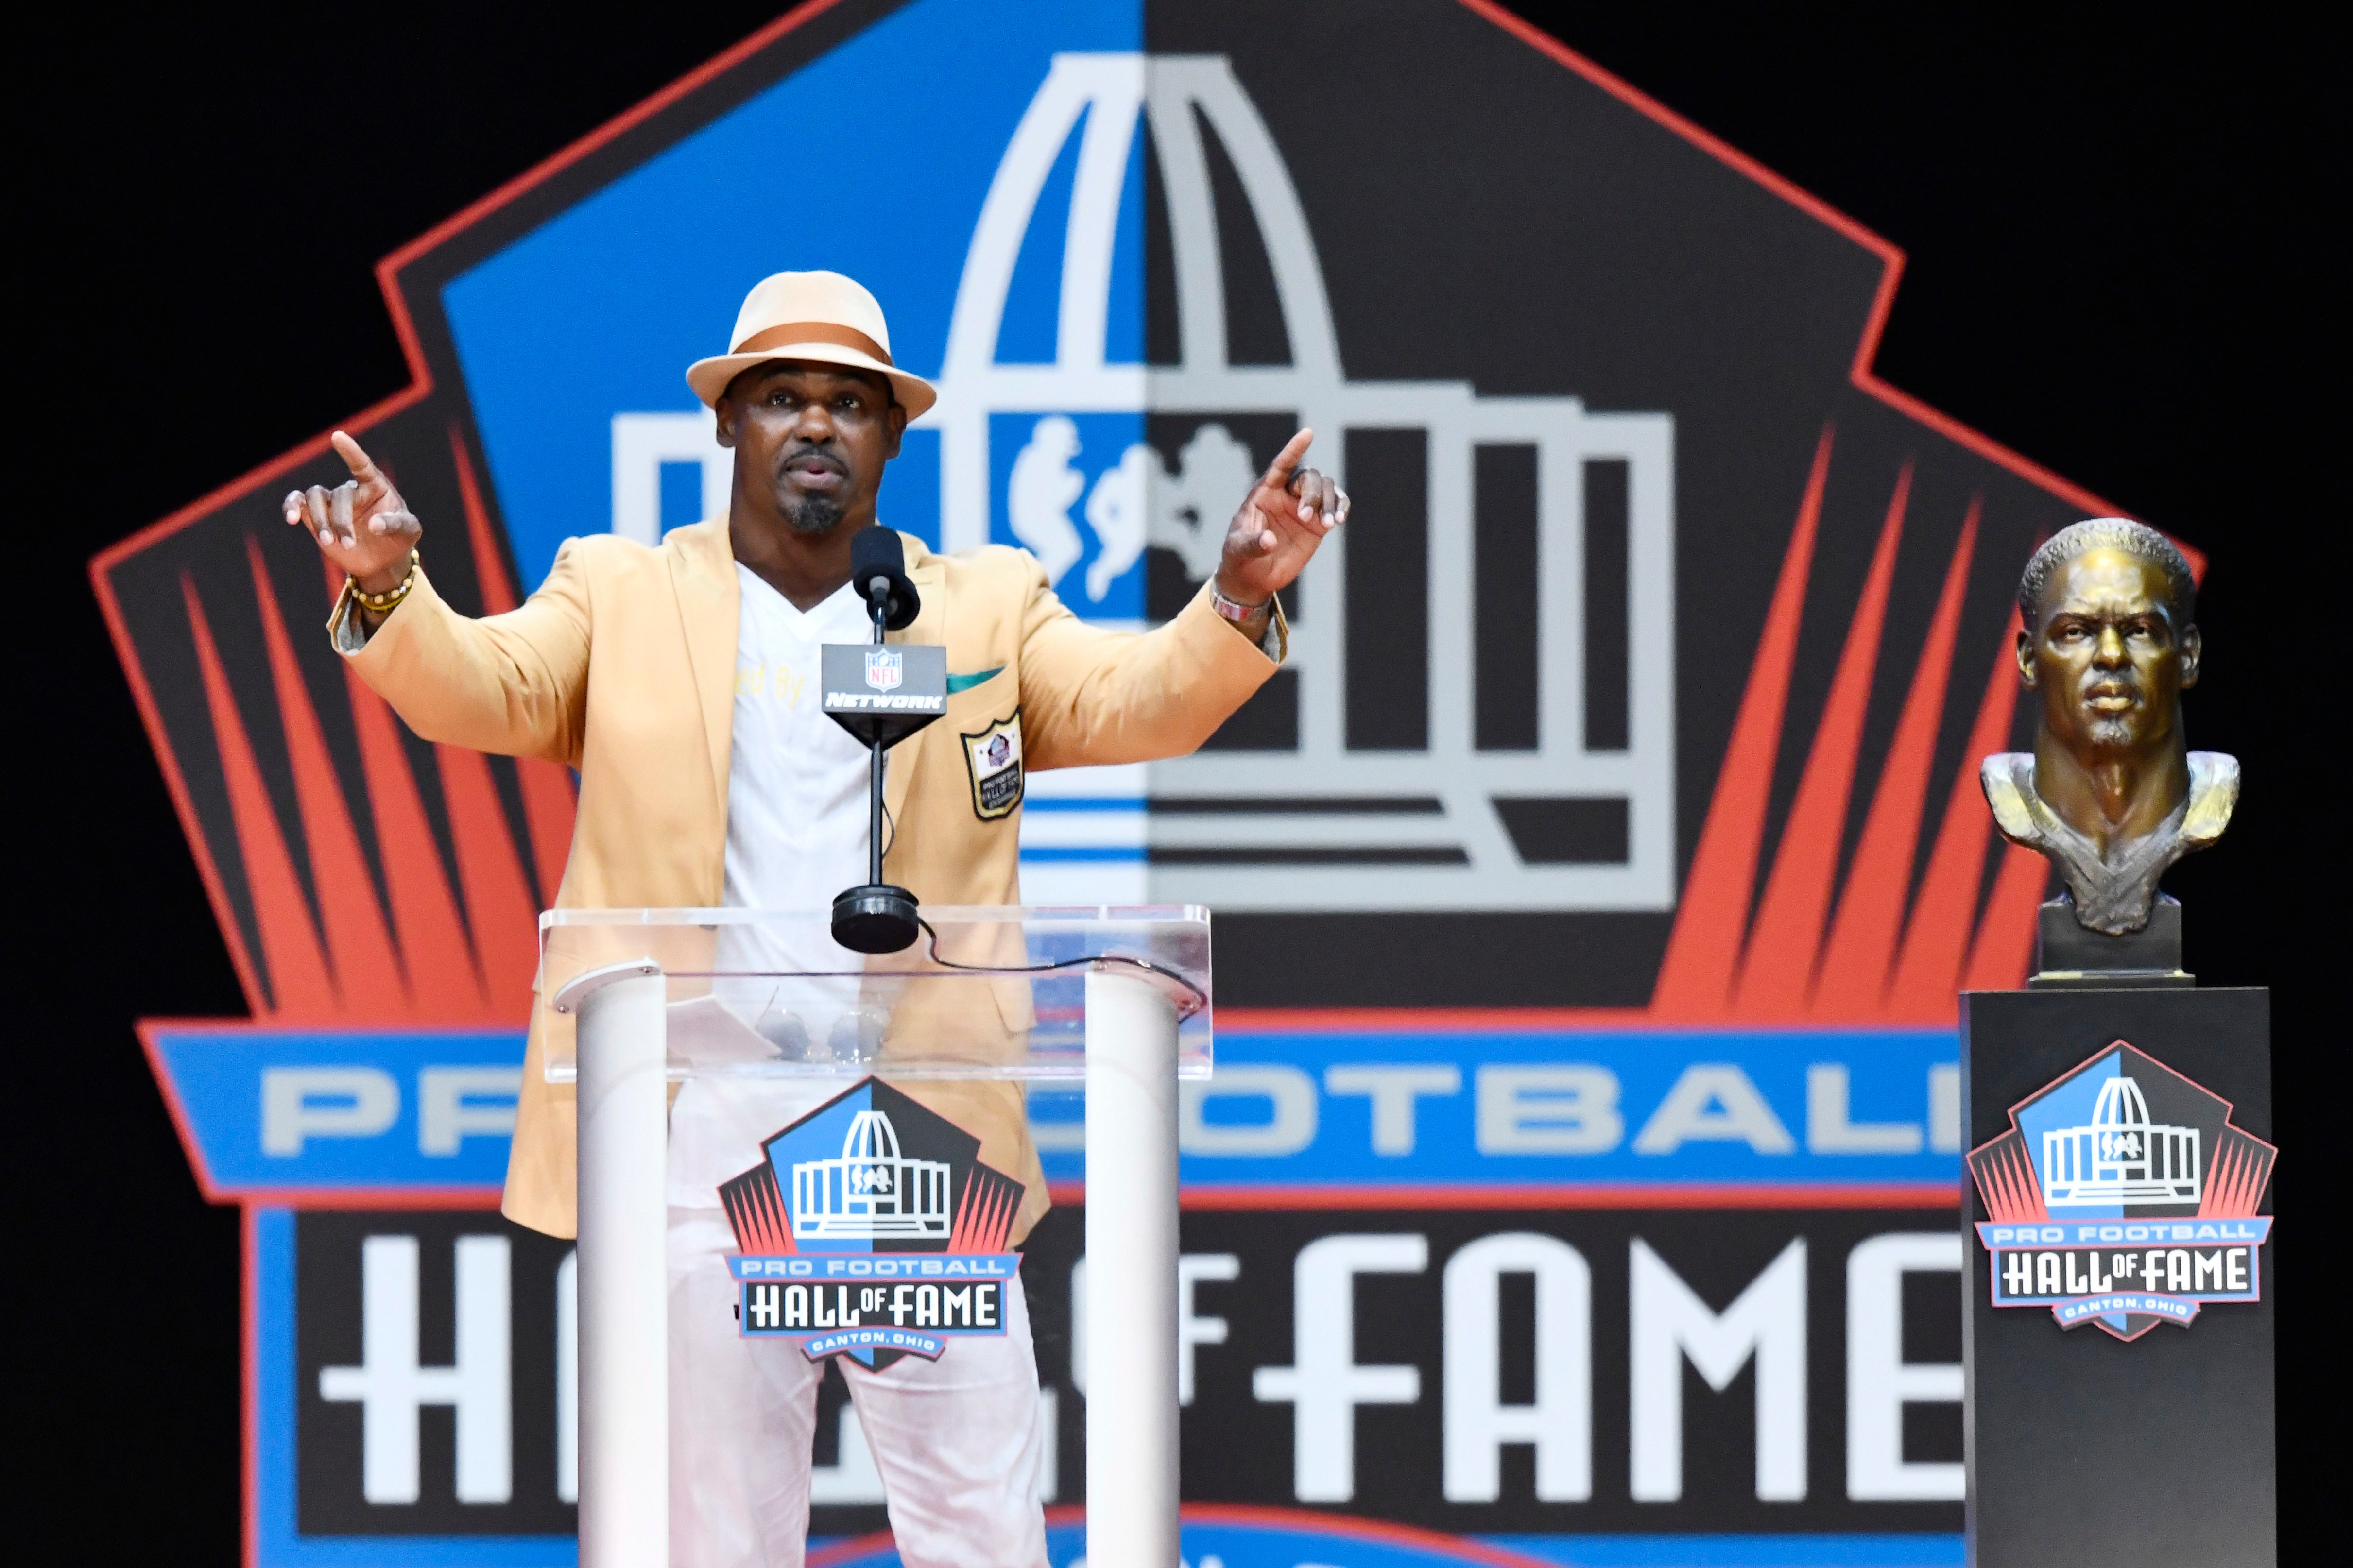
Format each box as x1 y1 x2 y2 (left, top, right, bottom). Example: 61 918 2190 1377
672 566 878 1206
721 565 873 916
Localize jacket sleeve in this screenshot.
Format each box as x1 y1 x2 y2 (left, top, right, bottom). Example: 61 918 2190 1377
329 540 594 766
1015 554 1285 770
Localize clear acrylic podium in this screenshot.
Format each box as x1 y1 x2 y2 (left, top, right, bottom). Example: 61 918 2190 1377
538 906 1213 1568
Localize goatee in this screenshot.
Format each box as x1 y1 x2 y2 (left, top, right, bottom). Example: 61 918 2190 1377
2083 716 2140 749
780 493 848 536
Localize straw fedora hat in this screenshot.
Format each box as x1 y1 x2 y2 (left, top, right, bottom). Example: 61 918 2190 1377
686 271 937 418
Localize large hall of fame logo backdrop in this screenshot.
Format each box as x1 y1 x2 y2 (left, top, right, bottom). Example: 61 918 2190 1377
94 2 2161 1565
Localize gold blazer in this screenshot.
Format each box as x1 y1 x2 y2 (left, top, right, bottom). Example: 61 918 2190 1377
335 518 1281 1238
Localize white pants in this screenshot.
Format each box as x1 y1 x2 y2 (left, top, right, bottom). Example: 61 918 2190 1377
667 1208 1050 1568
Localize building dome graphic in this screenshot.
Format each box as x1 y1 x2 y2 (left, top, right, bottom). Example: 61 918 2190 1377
2041 1075 2201 1208
790 1109 954 1241
918 51 1680 914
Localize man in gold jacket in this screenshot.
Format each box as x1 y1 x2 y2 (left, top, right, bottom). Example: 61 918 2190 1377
287 271 1345 1567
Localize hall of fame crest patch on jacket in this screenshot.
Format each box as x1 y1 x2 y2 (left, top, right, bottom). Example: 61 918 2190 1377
961 710 1024 821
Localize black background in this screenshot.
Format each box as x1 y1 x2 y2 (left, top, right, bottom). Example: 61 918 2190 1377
17 2 2331 1558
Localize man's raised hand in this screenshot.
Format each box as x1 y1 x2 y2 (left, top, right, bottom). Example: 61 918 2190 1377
283 431 422 594
1214 428 1348 610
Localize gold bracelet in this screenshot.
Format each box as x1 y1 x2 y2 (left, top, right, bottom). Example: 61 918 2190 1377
351 551 421 615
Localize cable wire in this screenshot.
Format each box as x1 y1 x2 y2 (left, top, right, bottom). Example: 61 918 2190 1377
911 916 1209 1018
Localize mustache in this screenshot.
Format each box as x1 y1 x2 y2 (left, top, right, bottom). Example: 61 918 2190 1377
780 443 846 475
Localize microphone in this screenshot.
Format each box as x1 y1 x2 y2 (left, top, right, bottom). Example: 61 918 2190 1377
825 527 940 954
850 526 920 631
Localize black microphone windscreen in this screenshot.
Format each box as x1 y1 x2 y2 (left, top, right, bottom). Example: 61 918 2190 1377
849 526 920 631
851 525 903 587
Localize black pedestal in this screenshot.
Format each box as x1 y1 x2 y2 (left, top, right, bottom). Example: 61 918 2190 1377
2030 896 2192 989
1960 987 2275 1567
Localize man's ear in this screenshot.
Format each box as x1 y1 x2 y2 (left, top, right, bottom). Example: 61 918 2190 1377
2014 625 2039 688
2178 624 2202 688
712 398 738 451
882 398 907 461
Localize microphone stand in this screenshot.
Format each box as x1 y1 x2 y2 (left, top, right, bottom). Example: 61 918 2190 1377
864 580 891 892
828 579 923 954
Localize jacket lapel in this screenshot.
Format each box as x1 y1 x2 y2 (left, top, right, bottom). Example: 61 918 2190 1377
882 541 946 841
667 520 740 829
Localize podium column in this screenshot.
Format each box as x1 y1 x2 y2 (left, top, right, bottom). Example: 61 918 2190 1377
1084 969 1181 1567
565 961 670 1567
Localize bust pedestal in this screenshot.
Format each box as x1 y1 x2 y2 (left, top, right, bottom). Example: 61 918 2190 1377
2027 894 2192 989
1960 978 2276 1567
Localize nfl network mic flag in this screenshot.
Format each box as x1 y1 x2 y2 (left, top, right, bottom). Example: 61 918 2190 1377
92 3 2182 1564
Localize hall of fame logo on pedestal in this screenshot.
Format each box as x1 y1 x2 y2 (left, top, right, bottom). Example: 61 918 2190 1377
1970 1040 2276 1340
718 1078 1026 1365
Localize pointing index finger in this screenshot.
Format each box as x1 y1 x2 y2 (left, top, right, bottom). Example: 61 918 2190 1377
1262 428 1314 491
330 430 382 483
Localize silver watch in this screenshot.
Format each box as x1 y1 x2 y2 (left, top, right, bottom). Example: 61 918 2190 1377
1210 582 1273 623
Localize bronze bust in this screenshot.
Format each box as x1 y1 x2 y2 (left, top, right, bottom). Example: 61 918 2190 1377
1981 518 2237 936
